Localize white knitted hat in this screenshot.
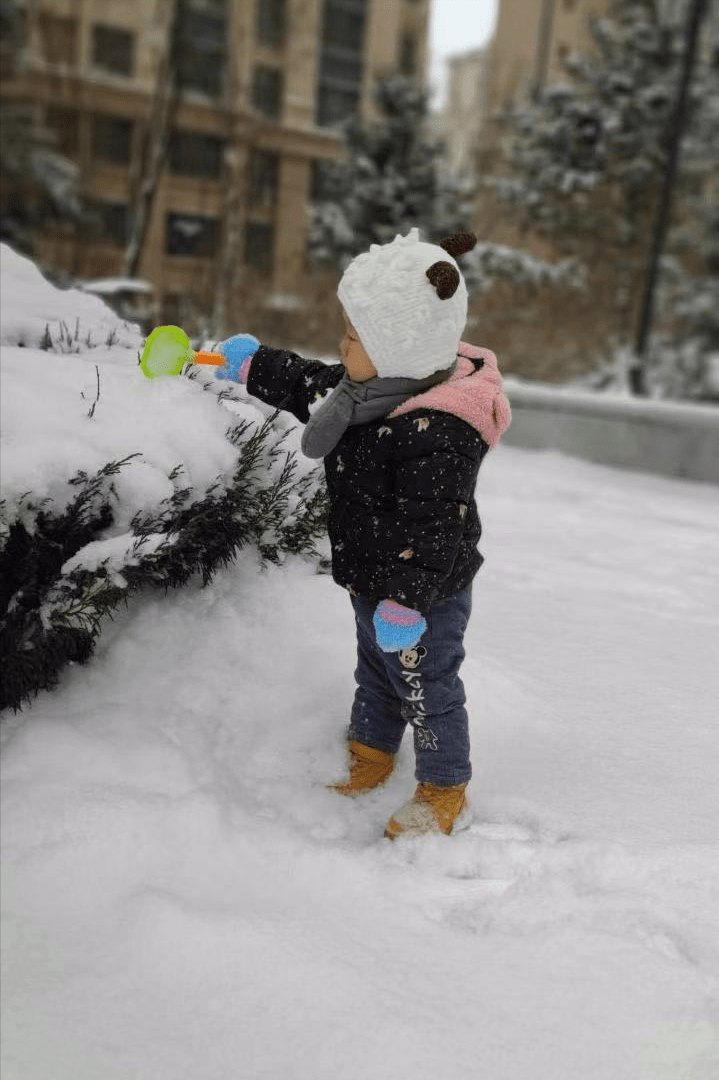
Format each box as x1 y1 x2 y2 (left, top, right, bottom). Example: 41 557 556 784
337 228 476 379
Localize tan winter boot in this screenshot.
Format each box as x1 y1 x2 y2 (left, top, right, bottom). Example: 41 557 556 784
332 740 395 796
384 782 471 839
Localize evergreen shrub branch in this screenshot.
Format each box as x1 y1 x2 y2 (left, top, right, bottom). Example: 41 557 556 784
1 415 328 713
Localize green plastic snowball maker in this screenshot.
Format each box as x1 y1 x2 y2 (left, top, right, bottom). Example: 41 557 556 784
140 324 224 379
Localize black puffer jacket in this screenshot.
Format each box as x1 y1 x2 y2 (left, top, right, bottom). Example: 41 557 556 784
246 344 510 611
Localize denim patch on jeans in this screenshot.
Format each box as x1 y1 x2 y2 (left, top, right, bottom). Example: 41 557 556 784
348 588 472 786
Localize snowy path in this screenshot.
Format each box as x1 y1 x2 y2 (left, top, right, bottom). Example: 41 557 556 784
2 446 719 1080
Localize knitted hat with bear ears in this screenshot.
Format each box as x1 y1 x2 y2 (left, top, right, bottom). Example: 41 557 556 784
337 228 476 380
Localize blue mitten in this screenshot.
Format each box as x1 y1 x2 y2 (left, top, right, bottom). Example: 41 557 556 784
215 334 260 382
373 600 428 653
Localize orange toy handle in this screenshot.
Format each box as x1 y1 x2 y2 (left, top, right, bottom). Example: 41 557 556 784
194 350 225 365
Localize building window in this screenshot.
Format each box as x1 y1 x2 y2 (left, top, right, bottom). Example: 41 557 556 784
245 220 274 276
399 31 417 75
168 130 225 179
317 85 360 128
180 9 226 52
38 13 77 65
311 159 334 202
253 66 283 119
257 0 287 48
86 201 129 245
45 107 80 159
248 149 279 208
161 293 184 325
177 51 225 97
316 0 368 128
182 0 227 13
1 1 26 50
166 212 218 256
318 53 363 83
92 115 133 164
176 5 226 97
323 2 366 49
92 25 135 76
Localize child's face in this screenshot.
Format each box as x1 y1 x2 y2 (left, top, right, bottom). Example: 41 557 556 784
340 311 377 382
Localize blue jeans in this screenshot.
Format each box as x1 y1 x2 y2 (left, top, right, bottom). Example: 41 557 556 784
348 588 472 786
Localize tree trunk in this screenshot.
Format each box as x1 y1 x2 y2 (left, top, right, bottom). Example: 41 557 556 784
631 0 709 395
212 0 246 340
124 0 180 280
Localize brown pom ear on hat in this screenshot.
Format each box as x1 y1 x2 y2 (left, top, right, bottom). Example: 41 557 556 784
426 261 460 300
439 232 477 259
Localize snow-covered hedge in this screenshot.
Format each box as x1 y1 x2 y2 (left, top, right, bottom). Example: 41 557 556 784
0 244 140 354
0 246 328 711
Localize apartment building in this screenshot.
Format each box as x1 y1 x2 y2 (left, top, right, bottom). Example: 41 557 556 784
1 0 430 330
487 0 719 117
437 1 611 198
484 0 610 115
435 0 717 383
441 47 489 176
444 0 618 381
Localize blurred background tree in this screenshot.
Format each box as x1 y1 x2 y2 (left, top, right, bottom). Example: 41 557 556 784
308 75 474 268
489 0 718 397
0 0 82 253
309 72 584 301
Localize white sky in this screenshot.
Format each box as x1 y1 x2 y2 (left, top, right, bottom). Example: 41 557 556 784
428 0 499 108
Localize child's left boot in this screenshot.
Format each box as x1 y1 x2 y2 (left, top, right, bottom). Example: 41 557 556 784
384 782 471 839
332 740 395 795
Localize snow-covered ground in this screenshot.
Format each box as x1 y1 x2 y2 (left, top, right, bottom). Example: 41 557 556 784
2 245 719 1079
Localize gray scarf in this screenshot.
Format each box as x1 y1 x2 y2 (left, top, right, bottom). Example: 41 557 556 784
301 363 457 460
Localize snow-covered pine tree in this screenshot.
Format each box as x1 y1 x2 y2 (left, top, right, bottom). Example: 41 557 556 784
646 201 719 400
644 16 719 400
309 74 583 301
492 0 719 397
309 76 473 268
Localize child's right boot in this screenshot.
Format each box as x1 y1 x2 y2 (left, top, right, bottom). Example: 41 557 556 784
384 781 471 839
332 740 394 795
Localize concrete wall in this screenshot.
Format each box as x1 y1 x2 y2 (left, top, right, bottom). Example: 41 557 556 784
503 382 719 485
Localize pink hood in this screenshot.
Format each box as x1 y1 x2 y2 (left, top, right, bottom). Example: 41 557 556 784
388 342 511 449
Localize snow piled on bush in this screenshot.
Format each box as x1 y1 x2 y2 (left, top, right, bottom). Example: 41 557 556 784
0 243 141 354
0 242 294 526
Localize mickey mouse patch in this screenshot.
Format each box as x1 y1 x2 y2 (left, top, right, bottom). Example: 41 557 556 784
398 645 427 670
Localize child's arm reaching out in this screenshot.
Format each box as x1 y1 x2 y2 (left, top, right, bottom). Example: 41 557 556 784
214 334 259 383
216 335 344 422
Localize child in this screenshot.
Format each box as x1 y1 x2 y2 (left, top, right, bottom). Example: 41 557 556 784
216 229 510 838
